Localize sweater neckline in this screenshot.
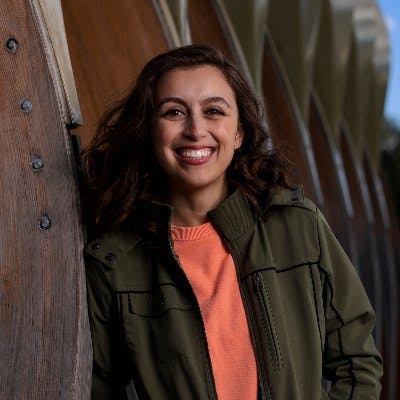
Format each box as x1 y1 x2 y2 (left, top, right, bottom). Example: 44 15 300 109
171 222 215 241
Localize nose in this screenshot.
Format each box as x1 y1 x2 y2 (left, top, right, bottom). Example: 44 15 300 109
183 114 207 141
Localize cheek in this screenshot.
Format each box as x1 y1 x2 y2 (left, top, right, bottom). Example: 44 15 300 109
219 120 242 149
151 122 179 171
152 122 172 151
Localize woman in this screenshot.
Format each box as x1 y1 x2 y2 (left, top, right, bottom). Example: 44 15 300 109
83 45 382 400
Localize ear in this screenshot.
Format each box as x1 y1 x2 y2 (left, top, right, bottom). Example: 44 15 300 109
234 123 243 150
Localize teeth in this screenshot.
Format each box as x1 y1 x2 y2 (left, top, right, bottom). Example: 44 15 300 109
179 148 212 159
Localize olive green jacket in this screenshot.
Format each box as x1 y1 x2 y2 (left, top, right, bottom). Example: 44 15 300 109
84 186 382 400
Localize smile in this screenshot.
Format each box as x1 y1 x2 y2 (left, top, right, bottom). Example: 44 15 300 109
175 147 215 165
178 148 213 159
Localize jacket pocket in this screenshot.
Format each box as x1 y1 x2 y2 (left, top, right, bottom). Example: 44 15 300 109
253 272 284 370
126 284 192 317
118 284 194 363
118 287 207 398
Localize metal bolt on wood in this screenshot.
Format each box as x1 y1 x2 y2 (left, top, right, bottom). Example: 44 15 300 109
6 37 19 53
31 156 44 171
20 99 32 113
39 214 51 230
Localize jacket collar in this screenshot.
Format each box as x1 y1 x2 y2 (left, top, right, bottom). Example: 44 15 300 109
85 184 306 261
207 189 256 241
267 184 305 208
143 189 256 242
209 184 305 241
145 184 305 243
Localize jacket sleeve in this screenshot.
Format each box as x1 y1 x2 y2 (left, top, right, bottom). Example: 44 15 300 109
317 209 383 399
85 254 132 400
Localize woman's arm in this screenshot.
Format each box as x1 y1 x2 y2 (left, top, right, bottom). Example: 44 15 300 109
317 209 383 399
85 255 132 400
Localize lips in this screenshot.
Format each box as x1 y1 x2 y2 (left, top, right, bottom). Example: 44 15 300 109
175 146 215 164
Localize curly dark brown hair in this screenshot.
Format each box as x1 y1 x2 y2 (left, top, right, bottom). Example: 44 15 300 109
82 45 288 234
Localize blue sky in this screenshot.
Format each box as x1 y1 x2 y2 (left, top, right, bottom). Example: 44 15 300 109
376 0 400 127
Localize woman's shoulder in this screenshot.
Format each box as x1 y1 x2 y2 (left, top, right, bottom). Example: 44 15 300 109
261 185 353 270
261 185 326 241
261 184 318 217
83 226 142 269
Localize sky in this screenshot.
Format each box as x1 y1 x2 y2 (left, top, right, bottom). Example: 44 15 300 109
376 0 400 127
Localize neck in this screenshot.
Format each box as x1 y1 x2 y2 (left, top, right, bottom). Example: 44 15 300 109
168 185 229 227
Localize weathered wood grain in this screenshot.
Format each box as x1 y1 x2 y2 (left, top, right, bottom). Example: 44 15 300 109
0 1 91 398
188 0 233 60
61 0 168 148
262 33 321 205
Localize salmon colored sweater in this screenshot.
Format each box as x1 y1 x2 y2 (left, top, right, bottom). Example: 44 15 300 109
171 222 258 400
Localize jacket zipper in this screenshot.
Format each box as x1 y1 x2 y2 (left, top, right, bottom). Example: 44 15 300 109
167 229 218 400
253 273 283 369
221 240 272 400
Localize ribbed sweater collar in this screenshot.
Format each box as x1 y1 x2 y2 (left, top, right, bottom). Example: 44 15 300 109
171 222 215 241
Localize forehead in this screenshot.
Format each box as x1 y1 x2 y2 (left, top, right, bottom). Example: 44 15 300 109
154 65 236 100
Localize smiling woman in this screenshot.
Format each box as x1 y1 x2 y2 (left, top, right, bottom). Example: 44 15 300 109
152 65 243 226
83 45 288 234
82 45 382 400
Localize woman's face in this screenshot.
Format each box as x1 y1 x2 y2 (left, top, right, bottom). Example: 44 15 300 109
151 65 243 198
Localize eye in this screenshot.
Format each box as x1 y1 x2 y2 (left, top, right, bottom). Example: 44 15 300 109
162 108 185 118
205 107 225 117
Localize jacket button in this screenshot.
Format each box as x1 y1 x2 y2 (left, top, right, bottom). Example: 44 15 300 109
91 242 101 250
105 252 117 262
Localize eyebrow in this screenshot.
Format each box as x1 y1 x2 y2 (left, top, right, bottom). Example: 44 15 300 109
155 96 231 110
155 97 187 111
201 97 230 108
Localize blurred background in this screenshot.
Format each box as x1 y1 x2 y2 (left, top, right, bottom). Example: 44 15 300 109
0 0 399 399
379 0 400 225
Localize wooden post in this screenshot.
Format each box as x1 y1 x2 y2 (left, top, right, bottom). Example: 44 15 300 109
0 0 91 398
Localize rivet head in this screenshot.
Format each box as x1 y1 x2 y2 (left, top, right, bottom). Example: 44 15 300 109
91 242 101 251
31 156 44 171
39 215 52 230
20 99 32 113
104 252 116 262
6 38 19 53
